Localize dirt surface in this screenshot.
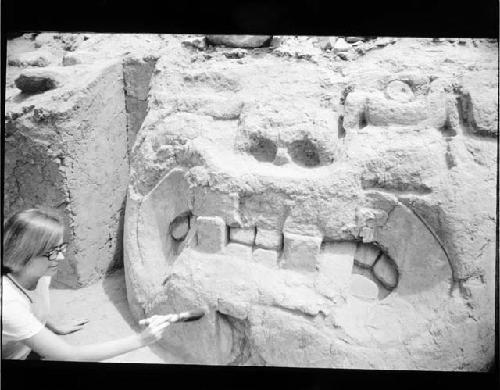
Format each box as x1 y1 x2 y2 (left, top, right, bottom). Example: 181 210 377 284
49 269 181 363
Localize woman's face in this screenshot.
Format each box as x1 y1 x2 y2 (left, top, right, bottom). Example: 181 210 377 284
22 239 65 289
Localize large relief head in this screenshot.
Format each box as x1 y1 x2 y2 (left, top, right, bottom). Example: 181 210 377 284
124 37 497 370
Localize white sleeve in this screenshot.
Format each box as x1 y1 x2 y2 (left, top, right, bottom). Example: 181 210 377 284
2 299 45 341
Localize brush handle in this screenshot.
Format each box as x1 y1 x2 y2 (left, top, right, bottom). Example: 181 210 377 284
176 310 205 322
167 309 205 323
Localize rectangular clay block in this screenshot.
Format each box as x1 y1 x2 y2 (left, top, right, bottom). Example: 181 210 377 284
354 243 380 268
282 233 322 271
229 227 256 245
255 228 283 250
196 216 227 253
252 248 278 268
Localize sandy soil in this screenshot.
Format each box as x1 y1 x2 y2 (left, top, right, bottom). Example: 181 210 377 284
49 269 182 363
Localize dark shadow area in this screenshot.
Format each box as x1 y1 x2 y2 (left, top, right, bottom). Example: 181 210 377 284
249 136 277 163
288 139 320 167
359 110 367 128
338 115 346 138
106 196 127 274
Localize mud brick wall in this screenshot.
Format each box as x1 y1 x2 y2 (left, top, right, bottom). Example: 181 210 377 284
4 61 128 287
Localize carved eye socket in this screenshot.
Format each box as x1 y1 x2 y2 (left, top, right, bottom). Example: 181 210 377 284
288 139 320 167
169 213 191 241
248 136 277 163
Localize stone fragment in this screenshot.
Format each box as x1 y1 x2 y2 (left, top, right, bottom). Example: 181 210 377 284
229 227 256 245
269 36 283 49
354 243 380 268
224 242 253 260
461 71 498 136
15 69 62 93
316 37 333 50
333 38 351 53
375 37 395 47
206 35 272 48
350 273 379 300
170 215 189 241
62 51 96 66
222 49 247 59
182 37 207 50
255 228 283 250
62 54 82 66
345 37 365 43
34 33 58 48
8 50 56 67
282 233 322 271
252 248 279 268
373 254 398 289
196 216 227 253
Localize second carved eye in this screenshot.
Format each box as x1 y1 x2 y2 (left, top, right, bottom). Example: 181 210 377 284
248 135 277 163
288 138 321 167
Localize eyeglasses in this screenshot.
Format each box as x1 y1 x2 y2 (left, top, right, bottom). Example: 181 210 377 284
43 243 68 261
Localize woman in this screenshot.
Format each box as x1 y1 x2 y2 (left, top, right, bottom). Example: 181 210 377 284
2 208 172 361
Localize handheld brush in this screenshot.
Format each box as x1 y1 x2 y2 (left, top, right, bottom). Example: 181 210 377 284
170 309 206 323
143 309 206 325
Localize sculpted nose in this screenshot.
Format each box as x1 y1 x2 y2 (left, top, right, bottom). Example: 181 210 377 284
272 147 290 166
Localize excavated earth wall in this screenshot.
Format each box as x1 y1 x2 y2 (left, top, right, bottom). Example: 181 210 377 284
4 34 498 370
5 34 165 286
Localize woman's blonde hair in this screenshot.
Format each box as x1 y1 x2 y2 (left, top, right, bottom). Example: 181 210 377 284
2 208 64 275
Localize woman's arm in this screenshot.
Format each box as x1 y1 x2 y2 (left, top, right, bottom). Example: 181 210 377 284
45 318 88 335
23 316 170 362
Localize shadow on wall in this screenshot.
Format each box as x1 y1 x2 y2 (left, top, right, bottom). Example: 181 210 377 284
106 197 128 274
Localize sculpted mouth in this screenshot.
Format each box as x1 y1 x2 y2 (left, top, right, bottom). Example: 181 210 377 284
171 212 399 302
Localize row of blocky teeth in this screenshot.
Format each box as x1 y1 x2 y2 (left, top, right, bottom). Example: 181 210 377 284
193 216 325 273
193 216 284 268
190 216 398 286
170 215 399 286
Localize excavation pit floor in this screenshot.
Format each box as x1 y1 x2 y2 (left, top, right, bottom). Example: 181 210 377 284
50 269 181 363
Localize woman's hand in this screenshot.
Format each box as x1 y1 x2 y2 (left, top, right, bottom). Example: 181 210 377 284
49 319 89 335
138 315 174 345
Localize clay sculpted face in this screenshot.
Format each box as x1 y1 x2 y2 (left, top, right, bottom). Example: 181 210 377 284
134 84 445 366
127 42 495 369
